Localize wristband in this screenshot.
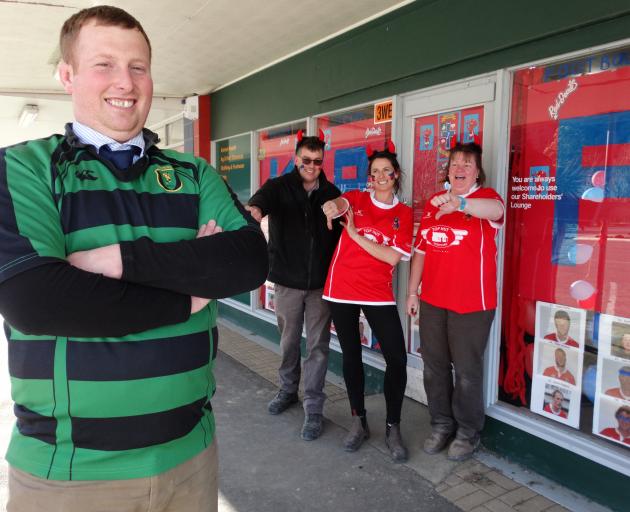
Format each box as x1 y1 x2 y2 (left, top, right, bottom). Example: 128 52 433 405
457 196 467 212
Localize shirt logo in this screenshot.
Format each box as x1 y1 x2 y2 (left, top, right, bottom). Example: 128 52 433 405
75 169 97 181
358 227 390 246
155 165 183 192
422 226 468 248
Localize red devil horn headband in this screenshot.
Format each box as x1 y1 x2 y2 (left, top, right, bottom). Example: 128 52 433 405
365 140 396 158
296 129 326 145
473 134 481 145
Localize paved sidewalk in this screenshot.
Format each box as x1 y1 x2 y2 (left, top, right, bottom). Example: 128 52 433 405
217 320 600 512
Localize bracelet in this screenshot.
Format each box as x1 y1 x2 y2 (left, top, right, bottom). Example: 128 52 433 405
457 195 467 211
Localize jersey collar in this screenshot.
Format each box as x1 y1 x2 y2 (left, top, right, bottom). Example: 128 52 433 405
369 189 399 209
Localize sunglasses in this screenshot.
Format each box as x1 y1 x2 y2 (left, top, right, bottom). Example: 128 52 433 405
300 157 323 166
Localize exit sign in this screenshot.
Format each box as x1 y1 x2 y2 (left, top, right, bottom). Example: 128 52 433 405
374 100 393 124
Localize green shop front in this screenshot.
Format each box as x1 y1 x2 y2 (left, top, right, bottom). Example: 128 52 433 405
206 2 630 508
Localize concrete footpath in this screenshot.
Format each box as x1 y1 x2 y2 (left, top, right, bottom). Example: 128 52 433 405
216 320 612 512
0 321 613 512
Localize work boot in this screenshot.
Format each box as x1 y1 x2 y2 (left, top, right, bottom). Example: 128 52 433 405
267 390 298 415
386 423 408 463
343 415 369 452
447 436 480 461
423 431 453 455
301 413 324 441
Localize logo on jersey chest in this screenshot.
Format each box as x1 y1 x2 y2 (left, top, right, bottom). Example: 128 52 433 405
155 165 183 192
75 169 98 181
421 225 468 248
358 227 390 245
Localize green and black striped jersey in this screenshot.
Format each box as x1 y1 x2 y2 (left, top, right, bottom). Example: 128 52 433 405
0 126 249 480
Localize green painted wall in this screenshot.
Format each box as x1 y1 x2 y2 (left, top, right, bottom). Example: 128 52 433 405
212 0 630 139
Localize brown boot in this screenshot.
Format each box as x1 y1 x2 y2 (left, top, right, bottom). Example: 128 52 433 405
423 431 453 455
343 415 369 452
386 423 408 463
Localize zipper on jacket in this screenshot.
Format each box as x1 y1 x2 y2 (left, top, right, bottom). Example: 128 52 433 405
305 208 314 289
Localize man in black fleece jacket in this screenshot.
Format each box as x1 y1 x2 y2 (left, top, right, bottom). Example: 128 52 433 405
247 132 341 441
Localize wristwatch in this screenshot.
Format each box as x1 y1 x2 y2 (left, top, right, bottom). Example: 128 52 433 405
457 195 467 211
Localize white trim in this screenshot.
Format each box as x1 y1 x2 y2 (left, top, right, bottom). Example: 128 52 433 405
323 296 397 306
484 68 512 408
505 38 630 73
479 217 487 311
256 117 308 135
486 403 630 477
392 246 411 261
325 236 344 298
214 1 415 92
333 197 351 218
148 112 185 132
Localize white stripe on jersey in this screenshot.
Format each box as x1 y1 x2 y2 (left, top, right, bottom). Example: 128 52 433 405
325 235 344 297
480 218 486 310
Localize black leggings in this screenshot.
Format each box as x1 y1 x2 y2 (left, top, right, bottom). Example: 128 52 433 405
329 302 407 424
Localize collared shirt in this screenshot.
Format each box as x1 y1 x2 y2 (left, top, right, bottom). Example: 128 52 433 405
72 121 145 163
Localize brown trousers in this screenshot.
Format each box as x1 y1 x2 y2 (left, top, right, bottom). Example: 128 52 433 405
7 439 218 512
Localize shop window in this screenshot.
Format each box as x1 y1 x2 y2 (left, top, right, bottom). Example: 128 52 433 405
216 134 252 305
316 103 392 194
501 46 630 449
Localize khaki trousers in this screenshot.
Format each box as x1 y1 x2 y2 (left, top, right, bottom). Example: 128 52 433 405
7 439 218 512
275 285 332 414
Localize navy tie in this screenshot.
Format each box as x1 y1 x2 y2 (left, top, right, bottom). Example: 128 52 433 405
99 145 138 169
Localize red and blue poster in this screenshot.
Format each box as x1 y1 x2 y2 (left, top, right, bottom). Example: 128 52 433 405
317 110 391 193
502 47 630 405
412 106 484 223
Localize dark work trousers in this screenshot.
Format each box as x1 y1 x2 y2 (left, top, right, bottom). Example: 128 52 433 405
329 302 407 424
419 300 495 441
274 285 332 414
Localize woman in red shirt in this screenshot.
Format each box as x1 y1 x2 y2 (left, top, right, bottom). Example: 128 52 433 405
406 142 504 461
322 143 413 462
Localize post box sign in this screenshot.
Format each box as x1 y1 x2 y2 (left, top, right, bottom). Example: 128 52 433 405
374 100 393 124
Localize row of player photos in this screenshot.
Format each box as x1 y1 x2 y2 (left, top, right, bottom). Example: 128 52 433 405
531 302 586 428
593 314 630 447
